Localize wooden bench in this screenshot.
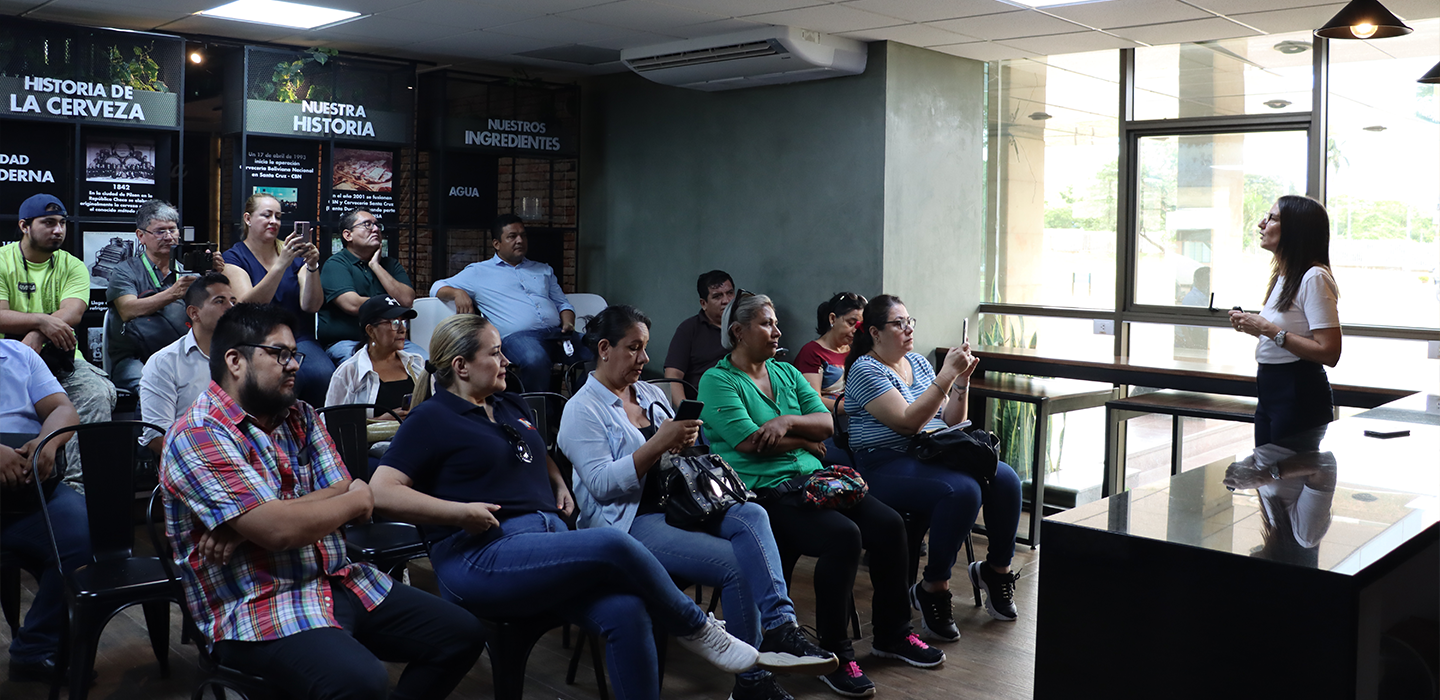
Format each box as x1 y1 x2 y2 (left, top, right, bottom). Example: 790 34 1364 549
1103 389 1257 497
968 374 1117 548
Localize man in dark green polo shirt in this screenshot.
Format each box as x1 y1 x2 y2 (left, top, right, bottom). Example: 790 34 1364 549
318 208 421 362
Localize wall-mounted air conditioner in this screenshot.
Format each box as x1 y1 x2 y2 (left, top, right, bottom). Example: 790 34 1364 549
621 26 867 92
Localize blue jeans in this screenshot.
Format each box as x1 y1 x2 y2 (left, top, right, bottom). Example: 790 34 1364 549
295 337 337 408
856 449 1022 582
325 339 428 365
630 503 795 679
2 483 92 663
430 512 707 700
500 328 591 394
111 356 144 395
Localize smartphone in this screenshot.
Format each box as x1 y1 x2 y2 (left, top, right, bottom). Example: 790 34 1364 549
962 318 969 345
294 221 311 243
401 393 413 407
1364 429 1410 439
675 400 704 421
182 248 212 273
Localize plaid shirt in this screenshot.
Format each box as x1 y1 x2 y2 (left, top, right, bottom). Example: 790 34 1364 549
161 381 392 644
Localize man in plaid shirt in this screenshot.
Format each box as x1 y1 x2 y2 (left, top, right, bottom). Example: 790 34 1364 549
161 303 482 699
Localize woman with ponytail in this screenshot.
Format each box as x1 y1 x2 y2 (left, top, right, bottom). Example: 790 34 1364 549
795 292 867 467
843 295 1024 640
370 314 792 700
1228 195 1341 446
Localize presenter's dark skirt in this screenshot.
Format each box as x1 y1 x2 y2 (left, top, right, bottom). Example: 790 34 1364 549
1254 360 1332 447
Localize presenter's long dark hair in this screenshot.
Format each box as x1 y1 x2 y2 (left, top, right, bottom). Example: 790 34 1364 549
1266 195 1333 312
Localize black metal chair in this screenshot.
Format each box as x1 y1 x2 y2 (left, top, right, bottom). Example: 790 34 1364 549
646 377 699 402
1 556 21 636
145 487 277 700
29 421 181 700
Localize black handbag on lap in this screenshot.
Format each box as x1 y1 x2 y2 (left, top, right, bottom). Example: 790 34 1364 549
909 426 1001 484
658 447 753 530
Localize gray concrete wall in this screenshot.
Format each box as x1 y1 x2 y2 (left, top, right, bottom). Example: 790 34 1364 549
882 42 987 353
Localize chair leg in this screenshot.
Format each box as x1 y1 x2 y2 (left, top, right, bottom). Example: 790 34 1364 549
1028 405 1049 549
1 563 20 637
589 634 609 700
67 603 100 700
142 600 172 676
654 624 669 694
566 633 585 686
964 534 982 608
848 594 861 640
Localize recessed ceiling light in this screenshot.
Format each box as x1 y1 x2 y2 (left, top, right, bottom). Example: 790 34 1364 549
197 0 362 30
1362 125 1387 132
1029 111 1053 120
1272 40 1311 54
1263 99 1291 109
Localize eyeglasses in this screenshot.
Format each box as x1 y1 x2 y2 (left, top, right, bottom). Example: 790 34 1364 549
1260 213 1280 226
142 227 180 239
352 221 385 232
238 343 306 368
371 319 409 331
881 317 918 331
500 424 534 464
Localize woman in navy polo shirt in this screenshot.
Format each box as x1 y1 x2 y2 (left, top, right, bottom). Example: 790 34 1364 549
370 314 780 700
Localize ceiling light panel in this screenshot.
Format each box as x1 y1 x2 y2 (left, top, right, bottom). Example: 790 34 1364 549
198 0 361 29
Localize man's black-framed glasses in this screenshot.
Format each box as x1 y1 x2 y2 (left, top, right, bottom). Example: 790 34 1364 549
353 220 385 232
239 343 306 368
501 424 534 464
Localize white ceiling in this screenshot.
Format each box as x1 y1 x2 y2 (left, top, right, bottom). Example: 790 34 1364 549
2 0 1437 77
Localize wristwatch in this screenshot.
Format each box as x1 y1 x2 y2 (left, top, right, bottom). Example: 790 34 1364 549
1274 330 1287 348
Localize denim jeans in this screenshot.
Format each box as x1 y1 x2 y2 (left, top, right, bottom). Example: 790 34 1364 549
215 580 484 700
629 503 795 679
324 339 428 365
856 449 1022 581
500 328 591 394
295 337 337 408
2 483 92 663
110 356 144 395
430 512 708 700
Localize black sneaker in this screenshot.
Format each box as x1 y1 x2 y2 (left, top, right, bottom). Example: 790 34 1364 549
908 583 960 642
730 673 794 700
871 632 946 668
819 660 876 697
759 622 840 675
968 561 1020 621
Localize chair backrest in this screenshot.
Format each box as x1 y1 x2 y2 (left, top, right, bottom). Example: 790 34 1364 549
409 297 456 356
33 421 165 563
316 403 399 482
101 308 115 375
520 392 568 452
567 293 608 335
646 377 699 401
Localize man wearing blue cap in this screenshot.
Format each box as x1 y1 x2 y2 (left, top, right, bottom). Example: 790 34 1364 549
0 194 117 492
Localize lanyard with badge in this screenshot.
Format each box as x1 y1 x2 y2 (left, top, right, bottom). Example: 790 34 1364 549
140 253 169 291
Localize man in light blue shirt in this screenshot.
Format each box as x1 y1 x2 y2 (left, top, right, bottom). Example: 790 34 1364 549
430 213 591 392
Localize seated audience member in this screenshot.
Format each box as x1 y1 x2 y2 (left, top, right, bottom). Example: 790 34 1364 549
698 291 943 697
0 194 116 491
1 339 84 684
844 295 1023 639
794 292 868 467
326 295 423 418
558 305 839 700
371 314 785 700
161 303 484 699
222 193 335 407
138 272 235 454
429 213 589 393
318 208 422 363
663 270 735 406
106 199 224 394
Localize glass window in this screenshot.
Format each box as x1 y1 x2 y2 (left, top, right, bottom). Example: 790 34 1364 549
1133 130 1309 310
1327 19 1440 330
986 51 1119 309
1134 30 1315 121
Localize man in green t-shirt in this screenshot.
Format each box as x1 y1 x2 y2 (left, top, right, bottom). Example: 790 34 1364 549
317 207 420 362
0 194 117 491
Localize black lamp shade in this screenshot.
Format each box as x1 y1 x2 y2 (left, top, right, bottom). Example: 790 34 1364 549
1421 61 1440 84
1314 0 1413 39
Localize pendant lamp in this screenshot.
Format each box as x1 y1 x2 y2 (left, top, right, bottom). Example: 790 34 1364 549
1314 0 1412 39
1421 61 1440 84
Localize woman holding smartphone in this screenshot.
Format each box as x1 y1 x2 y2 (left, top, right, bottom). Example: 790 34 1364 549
222 194 334 405
1229 195 1342 447
558 305 837 700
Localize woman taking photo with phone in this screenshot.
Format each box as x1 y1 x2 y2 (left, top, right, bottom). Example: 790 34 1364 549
1228 195 1342 446
558 305 838 700
222 194 334 405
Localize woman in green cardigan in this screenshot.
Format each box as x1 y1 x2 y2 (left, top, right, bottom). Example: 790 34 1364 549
698 291 944 698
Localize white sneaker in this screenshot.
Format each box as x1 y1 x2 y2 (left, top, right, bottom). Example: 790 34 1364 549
678 613 760 674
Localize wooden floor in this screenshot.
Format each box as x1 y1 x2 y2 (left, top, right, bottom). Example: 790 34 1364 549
1 527 1040 699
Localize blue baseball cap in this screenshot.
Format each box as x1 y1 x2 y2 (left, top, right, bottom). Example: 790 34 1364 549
18 194 67 220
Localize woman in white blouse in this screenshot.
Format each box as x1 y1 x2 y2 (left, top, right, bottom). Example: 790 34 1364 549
1229 195 1342 446
326 294 423 418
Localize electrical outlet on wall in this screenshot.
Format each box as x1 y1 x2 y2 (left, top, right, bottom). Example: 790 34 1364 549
1093 319 1115 336
1428 340 1439 360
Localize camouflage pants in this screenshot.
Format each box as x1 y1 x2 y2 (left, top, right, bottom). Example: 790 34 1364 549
57 362 117 494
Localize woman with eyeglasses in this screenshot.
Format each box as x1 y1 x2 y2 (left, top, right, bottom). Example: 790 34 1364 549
1228 195 1342 446
794 292 867 467
370 314 789 700
843 294 1023 641
222 193 335 406
557 305 839 700
698 291 943 698
325 294 422 421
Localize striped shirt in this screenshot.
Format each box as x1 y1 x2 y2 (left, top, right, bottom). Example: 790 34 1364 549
845 353 946 453
161 382 392 644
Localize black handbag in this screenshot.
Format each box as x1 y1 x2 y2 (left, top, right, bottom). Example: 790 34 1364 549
909 426 1001 484
658 447 753 530
121 307 188 359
